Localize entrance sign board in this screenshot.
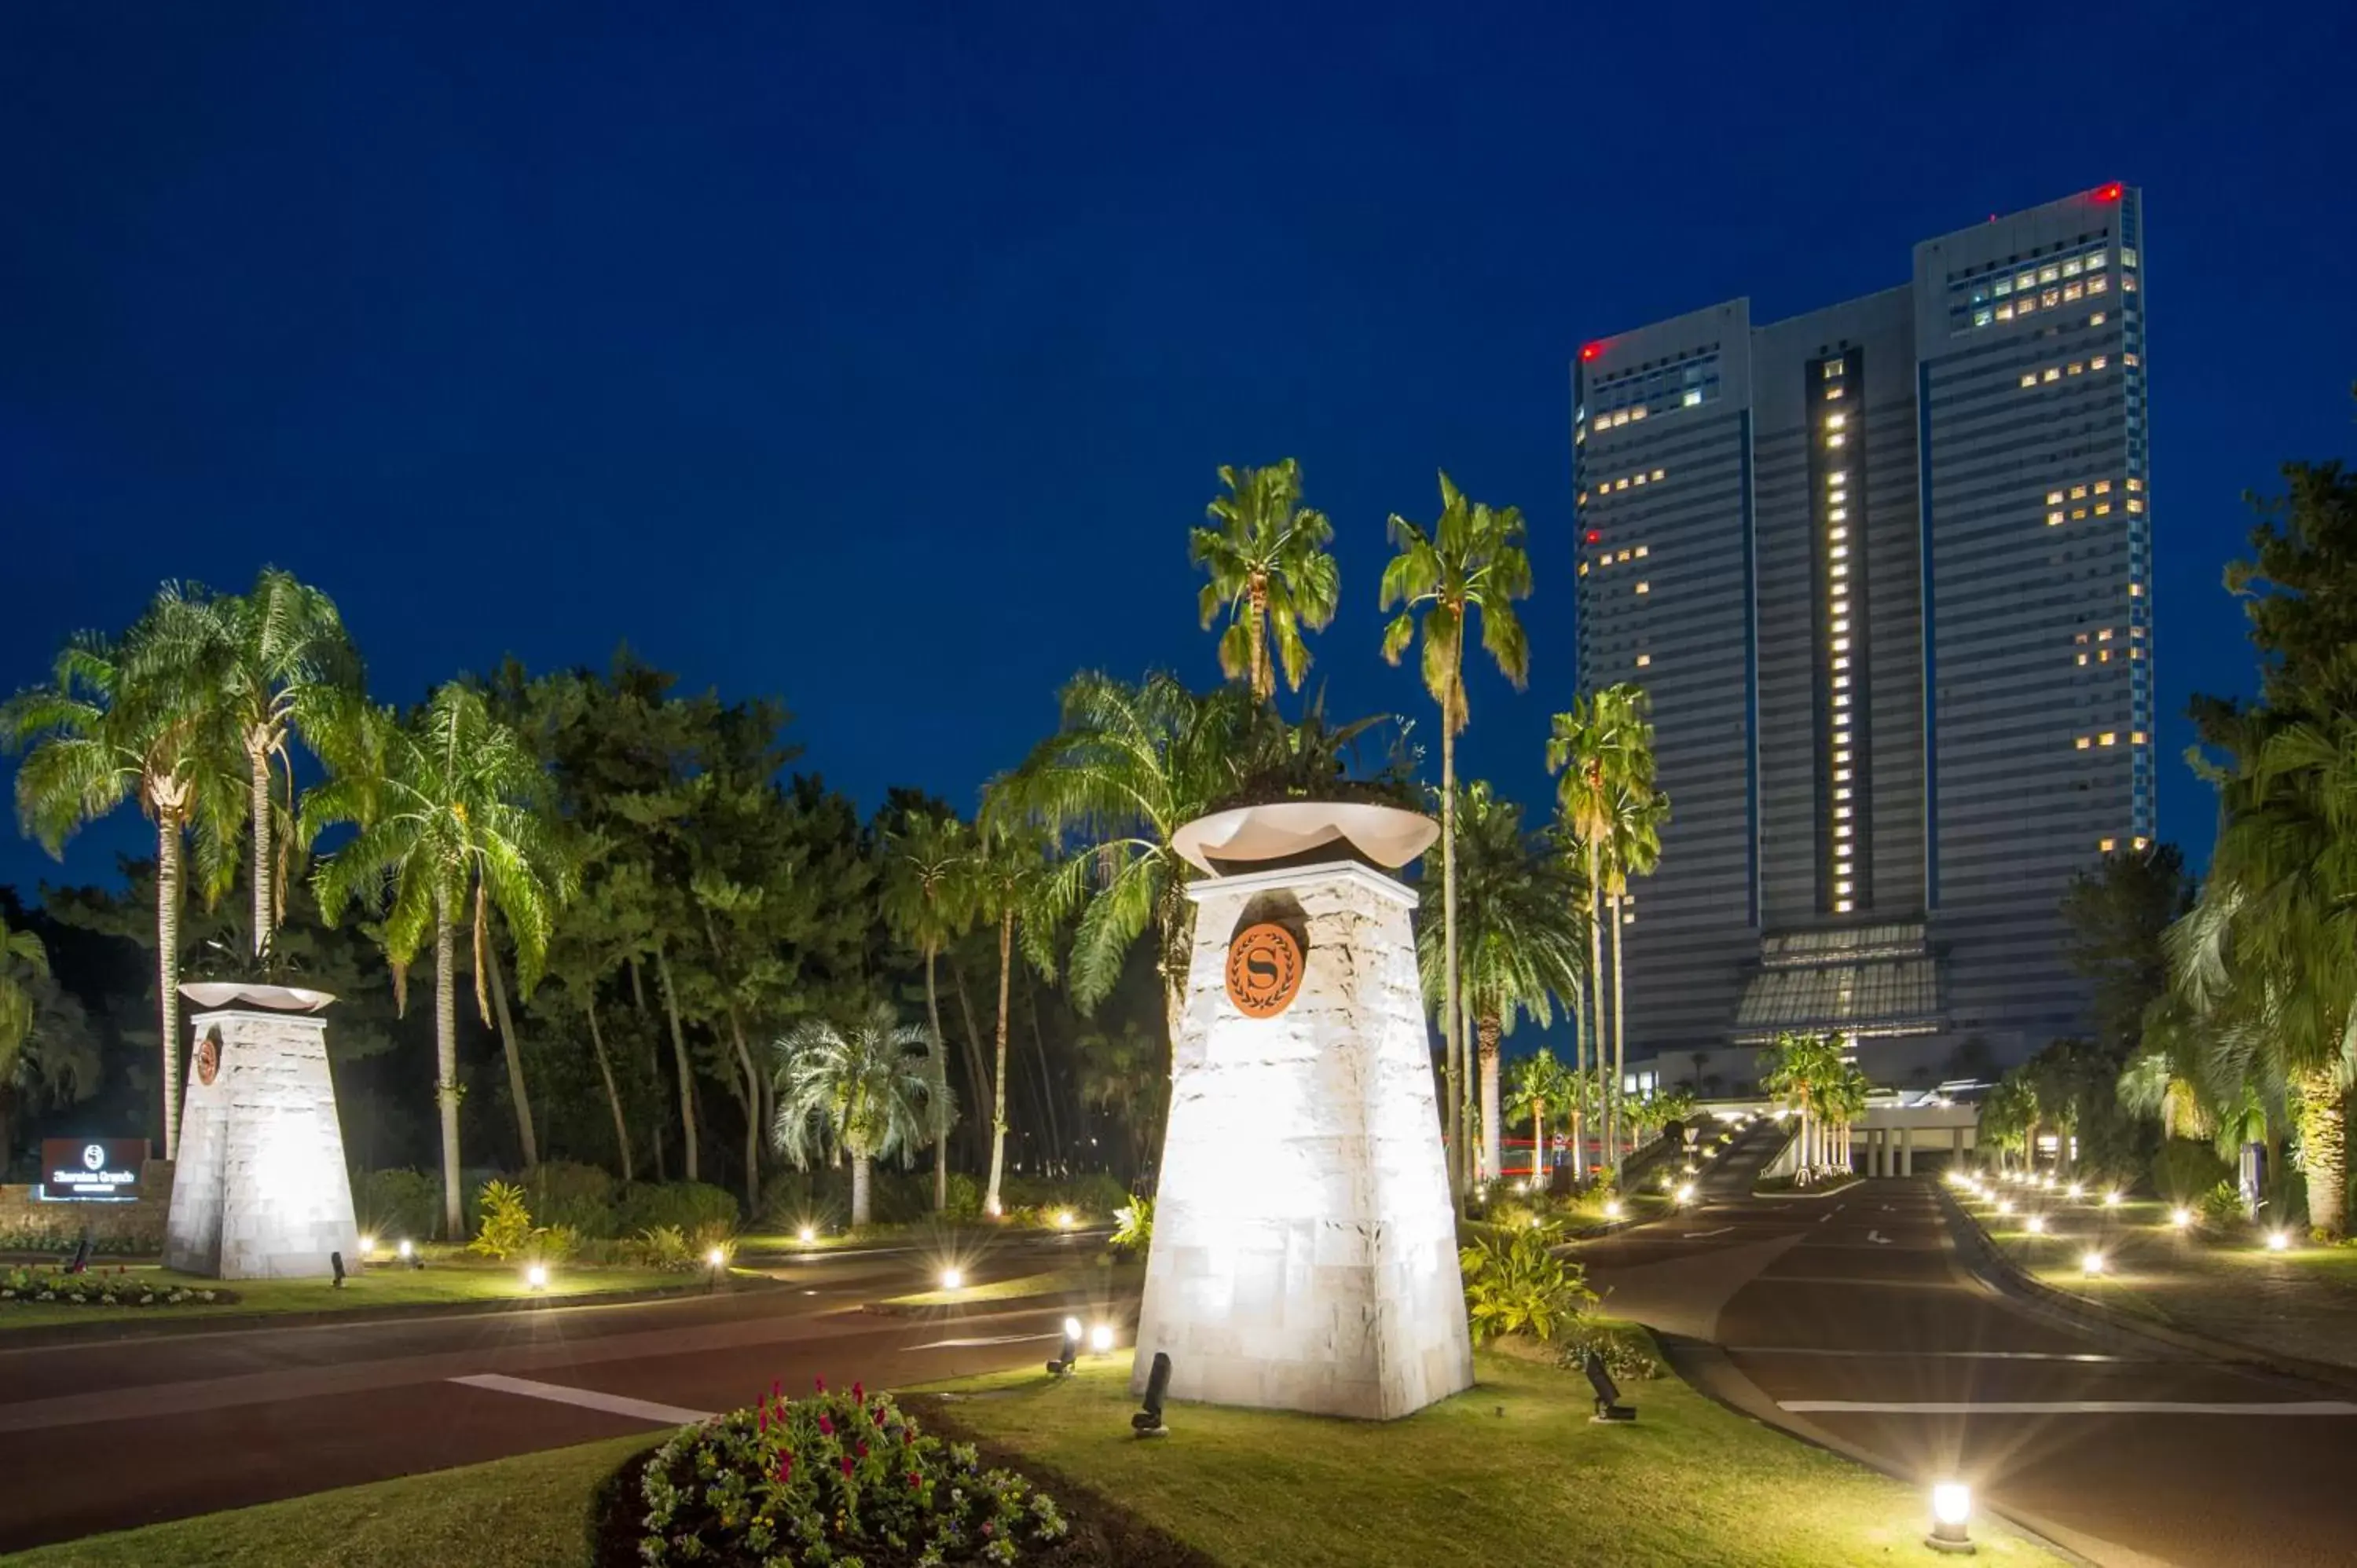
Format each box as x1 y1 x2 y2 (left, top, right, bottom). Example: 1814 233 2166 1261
38 1138 146 1201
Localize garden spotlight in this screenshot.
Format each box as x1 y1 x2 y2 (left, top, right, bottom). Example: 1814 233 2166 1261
940 1266 965 1290
1090 1322 1116 1354
2102 1191 2122 1210
1048 1317 1083 1376
2267 1230 2289 1252
2025 1214 2046 1235
798 1225 816 1245
1926 1482 1973 1553
2169 1207 2193 1229
358 1234 376 1255
2081 1250 2104 1276
525 1263 548 1291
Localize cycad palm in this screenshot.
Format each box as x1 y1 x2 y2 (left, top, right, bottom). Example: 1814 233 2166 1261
145 570 358 958
770 1002 936 1227
1417 784 1585 1180
882 811 976 1212
308 684 573 1239
1191 459 1340 702
3 617 240 1158
1380 471 1534 1192
1505 1047 1573 1185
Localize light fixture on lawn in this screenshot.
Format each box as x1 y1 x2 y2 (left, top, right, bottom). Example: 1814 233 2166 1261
1603 1200 1624 1220
2266 1230 2289 1252
358 1234 376 1255
2081 1250 2104 1276
706 1246 726 1270
2102 1191 2122 1210
1131 1350 1172 1438
1056 1210 1074 1230
1675 1182 1696 1207
2025 1214 2046 1235
798 1225 816 1245
2067 1182 2084 1200
1048 1317 1083 1376
1090 1322 1116 1354
525 1263 548 1291
940 1266 965 1290
1996 1200 2014 1216
1926 1482 1974 1553
2169 1207 2193 1229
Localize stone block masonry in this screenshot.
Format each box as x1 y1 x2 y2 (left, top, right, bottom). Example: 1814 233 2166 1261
165 1004 361 1279
1132 859 1474 1420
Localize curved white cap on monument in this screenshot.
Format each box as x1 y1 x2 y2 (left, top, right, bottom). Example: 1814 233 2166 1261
179 982 336 1013
1171 800 1438 876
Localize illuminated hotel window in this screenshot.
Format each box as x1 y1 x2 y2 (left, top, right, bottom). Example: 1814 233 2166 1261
1829 526 1848 542
2098 628 2113 640
2128 500 2144 514
1836 824 1853 838
2132 836 2150 851
2048 511 2065 526
1827 433 1846 447
1651 468 1665 480
2095 503 2112 515
1635 545 1649 558
2076 737 2091 749
2040 266 2059 284
1835 786 1852 800
2089 273 2110 293
1834 749 1851 764
1835 806 1853 819
1682 389 1702 407
2127 477 2143 492
1832 636 1850 652
1834 674 1850 689
1634 654 1651 668
1828 471 1847 486
2099 837 2116 852
2099 732 2117 746
2064 283 2084 302
2067 362 2084 376
1634 581 1649 595
2091 355 2109 370
2072 508 2087 520
1822 363 1842 379
2124 352 2139 366
1826 412 1846 430
1578 562 1589 577
2070 485 2088 499
1825 386 1845 400
2043 368 2061 383
2020 374 2037 389
1831 545 1849 559
1834 768 1852 782
1828 507 1848 522
2129 582 2144 597
2132 731 2148 744
2077 653 2088 666
1832 655 1850 670
2094 481 2111 494
2090 311 2106 325
1831 617 1849 633
1831 562 1849 578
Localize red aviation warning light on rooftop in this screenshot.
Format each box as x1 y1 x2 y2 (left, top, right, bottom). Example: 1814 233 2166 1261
2095 182 2124 202
1580 342 1603 361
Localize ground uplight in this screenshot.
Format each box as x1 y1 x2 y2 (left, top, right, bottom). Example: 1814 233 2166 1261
1996 1200 2014 1216
358 1234 376 1255
1603 1200 1624 1220
2081 1250 2104 1276
940 1266 965 1290
525 1263 548 1291
1674 1182 1696 1207
1055 1210 1074 1229
2169 1207 2193 1229
397 1239 414 1259
706 1247 726 1270
1927 1482 1973 1552
798 1225 817 1244
2102 1191 2122 1209
2025 1214 2046 1235
1089 1322 1116 1354
2266 1230 2290 1253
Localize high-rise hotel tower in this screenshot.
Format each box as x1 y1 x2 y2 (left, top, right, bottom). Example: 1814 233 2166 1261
1572 183 2154 1075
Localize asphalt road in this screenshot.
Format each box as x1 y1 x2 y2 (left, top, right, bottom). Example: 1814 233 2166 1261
0 1233 1124 1554
1581 1120 2357 1568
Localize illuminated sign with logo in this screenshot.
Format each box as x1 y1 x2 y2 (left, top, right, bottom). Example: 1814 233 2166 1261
38 1138 145 1202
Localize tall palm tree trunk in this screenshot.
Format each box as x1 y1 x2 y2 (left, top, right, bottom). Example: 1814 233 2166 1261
1609 890 1627 1182
724 1008 761 1209
1585 847 1605 1185
585 995 632 1182
1024 972 1062 1164
154 811 185 1161
1441 716 1463 1200
1248 577 1271 702
1532 1098 1545 1183
851 1152 873 1227
923 942 948 1211
484 946 539 1169
1479 1015 1503 1182
247 738 273 958
654 943 698 1181
2293 1069 2346 1240
951 956 993 1171
986 910 1014 1216
434 890 463 1240
1571 980 1587 1181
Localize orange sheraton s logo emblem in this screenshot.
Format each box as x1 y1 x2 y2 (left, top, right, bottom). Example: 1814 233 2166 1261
195 1028 222 1086
1225 923 1303 1019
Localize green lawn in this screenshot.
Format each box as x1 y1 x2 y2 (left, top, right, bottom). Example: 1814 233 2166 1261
0 1338 2060 1567
0 1259 721 1331
916 1346 2059 1568
881 1260 1138 1309
0 1434 651 1567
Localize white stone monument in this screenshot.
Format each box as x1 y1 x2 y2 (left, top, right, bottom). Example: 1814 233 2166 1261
165 984 362 1279
1131 801 1474 1420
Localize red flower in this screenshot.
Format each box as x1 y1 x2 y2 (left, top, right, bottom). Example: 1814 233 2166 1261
982 1522 995 1537
813 1376 826 1394
838 1455 853 1478
758 1409 768 1434
907 1471 922 1490
856 1441 869 1458
777 1452 794 1484
852 1380 864 1403
818 1415 834 1437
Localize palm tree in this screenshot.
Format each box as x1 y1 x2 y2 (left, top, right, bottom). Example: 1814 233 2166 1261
882 811 976 1211
2168 701 2357 1240
1380 471 1534 1192
0 913 49 1086
4 617 240 1159
1416 784 1585 1180
309 684 574 1239
1764 1031 1845 1181
1506 1047 1572 1185
966 816 1059 1217
993 672 1254 1046
145 570 358 958
770 1002 937 1227
1190 459 1340 702
1546 685 1664 1182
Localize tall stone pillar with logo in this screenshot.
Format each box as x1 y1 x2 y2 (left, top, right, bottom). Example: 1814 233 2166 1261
1131 801 1473 1420
165 984 362 1279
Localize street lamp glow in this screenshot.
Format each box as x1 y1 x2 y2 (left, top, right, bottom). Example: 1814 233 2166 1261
2025 1214 2046 1235
2081 1250 2105 1276
940 1266 965 1289
2169 1207 2193 1229
525 1264 548 1291
2102 1190 2122 1210
1089 1322 1116 1354
2066 1182 2084 1200
1996 1200 2014 1216
798 1225 817 1244
2266 1229 2289 1253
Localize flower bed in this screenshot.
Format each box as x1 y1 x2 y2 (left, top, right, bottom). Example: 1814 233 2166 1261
2 1264 235 1309
632 1379 1070 1566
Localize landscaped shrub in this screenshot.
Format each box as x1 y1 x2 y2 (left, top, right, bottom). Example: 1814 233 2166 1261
2197 1179 2246 1228
2 1265 233 1310
634 1380 1068 1566
1556 1319 1664 1382
626 1225 697 1272
525 1161 622 1238
616 1181 742 1238
759 1170 841 1234
469 1180 539 1261
2150 1140 2231 1203
1002 1174 1131 1222
1460 1222 1596 1344
355 1167 442 1243
1109 1194 1153 1256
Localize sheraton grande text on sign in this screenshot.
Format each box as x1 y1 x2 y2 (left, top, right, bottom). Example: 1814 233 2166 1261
38 1138 145 1202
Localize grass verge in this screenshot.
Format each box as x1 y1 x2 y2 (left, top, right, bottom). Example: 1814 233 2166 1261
880 1261 1138 1310
0 1434 651 1567
0 1261 714 1331
915 1347 2059 1567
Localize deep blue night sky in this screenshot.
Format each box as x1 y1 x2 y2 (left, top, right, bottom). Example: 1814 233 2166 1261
5 2 2354 897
